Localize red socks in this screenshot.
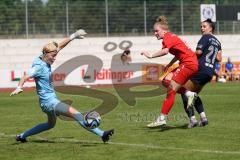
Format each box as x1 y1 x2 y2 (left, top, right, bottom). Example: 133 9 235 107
161 88 176 115
161 78 185 115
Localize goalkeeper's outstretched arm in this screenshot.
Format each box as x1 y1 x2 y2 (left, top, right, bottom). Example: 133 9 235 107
57 29 87 53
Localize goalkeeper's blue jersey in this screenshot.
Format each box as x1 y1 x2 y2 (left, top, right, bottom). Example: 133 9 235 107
27 56 58 105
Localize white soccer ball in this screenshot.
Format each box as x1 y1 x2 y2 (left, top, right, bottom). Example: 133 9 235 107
84 111 101 129
218 77 226 83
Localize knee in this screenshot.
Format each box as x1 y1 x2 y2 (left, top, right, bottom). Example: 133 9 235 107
162 79 171 88
48 123 55 129
47 121 56 129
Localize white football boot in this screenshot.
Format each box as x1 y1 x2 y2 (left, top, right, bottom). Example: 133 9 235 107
147 116 166 128
187 118 198 129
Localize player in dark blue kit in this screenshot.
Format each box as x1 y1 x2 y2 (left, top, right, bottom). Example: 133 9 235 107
181 19 222 128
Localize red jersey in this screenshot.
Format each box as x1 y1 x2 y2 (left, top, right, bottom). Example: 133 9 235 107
162 32 197 65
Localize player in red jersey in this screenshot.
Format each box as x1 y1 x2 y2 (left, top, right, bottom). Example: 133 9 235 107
141 16 198 127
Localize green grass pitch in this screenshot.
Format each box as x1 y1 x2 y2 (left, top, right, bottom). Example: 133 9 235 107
0 83 240 160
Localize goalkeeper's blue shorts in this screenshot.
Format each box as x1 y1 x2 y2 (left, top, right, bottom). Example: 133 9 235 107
40 98 60 116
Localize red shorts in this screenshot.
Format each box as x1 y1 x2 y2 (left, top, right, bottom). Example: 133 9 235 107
172 63 198 85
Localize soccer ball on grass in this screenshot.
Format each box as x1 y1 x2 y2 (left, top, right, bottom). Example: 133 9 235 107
84 111 101 129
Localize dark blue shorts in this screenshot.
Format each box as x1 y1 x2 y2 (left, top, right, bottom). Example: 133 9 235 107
190 73 212 86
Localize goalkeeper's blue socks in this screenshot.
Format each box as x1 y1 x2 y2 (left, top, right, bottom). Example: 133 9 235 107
19 122 55 139
73 112 104 137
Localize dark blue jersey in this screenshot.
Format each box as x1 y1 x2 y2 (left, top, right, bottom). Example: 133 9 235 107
196 34 221 76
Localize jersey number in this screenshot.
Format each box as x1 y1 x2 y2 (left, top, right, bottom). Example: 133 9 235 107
206 45 218 64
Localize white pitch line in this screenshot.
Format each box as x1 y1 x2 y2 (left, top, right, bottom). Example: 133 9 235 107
1 132 240 155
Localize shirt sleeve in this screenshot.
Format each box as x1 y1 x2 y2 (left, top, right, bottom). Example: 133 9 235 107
27 64 43 78
196 35 208 51
218 43 222 51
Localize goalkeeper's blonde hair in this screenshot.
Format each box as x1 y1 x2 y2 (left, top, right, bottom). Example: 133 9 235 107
42 42 58 54
154 15 169 30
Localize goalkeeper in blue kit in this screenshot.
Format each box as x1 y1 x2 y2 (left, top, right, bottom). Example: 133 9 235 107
10 29 113 143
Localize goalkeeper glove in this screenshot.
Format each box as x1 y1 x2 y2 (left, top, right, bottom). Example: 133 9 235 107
70 29 87 40
10 86 23 96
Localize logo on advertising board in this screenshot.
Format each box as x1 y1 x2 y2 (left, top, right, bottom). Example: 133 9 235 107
11 70 34 82
10 70 66 83
81 68 134 83
142 65 163 83
200 4 216 22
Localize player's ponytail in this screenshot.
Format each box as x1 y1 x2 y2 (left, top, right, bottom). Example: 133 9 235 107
154 15 169 30
204 18 215 33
